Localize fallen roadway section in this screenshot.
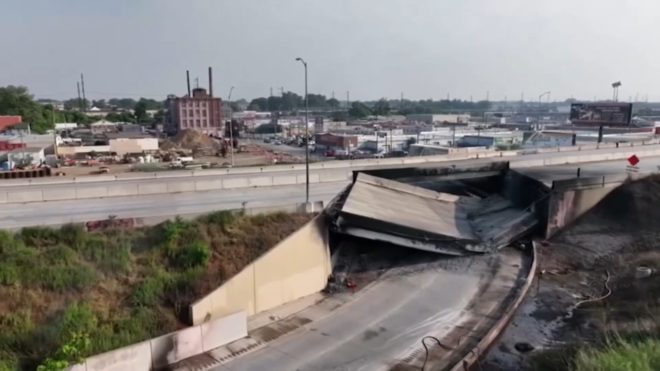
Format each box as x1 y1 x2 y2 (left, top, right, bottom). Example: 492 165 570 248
174 245 535 371
333 173 537 255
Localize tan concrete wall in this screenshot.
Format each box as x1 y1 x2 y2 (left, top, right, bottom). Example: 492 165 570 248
189 214 331 325
68 311 247 371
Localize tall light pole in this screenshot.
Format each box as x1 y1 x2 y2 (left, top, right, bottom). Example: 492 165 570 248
295 57 310 204
538 91 551 129
227 86 235 166
612 81 621 102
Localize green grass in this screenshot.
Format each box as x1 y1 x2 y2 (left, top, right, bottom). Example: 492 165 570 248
0 212 312 370
574 338 660 371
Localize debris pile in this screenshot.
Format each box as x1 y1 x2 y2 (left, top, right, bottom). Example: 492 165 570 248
161 129 220 155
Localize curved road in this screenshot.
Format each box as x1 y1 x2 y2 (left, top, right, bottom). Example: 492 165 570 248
200 248 528 371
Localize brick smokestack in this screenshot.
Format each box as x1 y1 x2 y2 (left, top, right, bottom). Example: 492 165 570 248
208 66 213 97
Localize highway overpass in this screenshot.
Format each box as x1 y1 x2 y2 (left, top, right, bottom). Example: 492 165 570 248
1 146 659 229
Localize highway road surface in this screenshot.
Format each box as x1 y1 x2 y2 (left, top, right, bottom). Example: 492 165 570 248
516 155 660 185
1 154 659 230
196 247 529 371
0 181 348 229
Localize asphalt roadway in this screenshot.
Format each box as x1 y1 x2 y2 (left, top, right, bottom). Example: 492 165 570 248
203 247 528 371
0 181 348 229
1 152 659 230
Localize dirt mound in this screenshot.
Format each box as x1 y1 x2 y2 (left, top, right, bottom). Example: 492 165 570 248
164 129 220 151
562 174 660 235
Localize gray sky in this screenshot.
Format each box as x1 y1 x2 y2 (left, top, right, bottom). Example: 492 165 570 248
1 0 658 102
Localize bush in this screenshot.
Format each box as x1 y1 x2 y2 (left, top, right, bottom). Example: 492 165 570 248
0 310 34 353
131 270 171 307
79 235 131 274
0 354 18 371
19 227 59 247
37 265 97 292
161 218 191 251
57 224 88 250
199 211 237 230
174 241 210 269
43 245 77 265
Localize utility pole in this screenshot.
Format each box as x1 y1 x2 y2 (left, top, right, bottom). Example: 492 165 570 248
80 73 87 112
295 57 310 204
346 91 350 109
76 82 82 111
227 86 235 166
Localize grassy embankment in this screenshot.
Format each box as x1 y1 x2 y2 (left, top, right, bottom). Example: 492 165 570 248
531 239 660 371
0 211 311 371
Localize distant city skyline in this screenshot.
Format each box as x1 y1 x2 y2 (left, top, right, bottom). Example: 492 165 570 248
1 0 659 102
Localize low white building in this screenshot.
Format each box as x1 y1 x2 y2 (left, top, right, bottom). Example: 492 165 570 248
1 147 46 166
407 114 471 125
54 123 78 131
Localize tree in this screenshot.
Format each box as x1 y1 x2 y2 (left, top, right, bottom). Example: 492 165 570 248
91 99 107 109
0 85 52 133
327 98 340 109
255 123 281 134
152 109 165 124
108 98 137 110
248 97 268 111
406 137 417 149
134 100 148 123
105 112 135 123
307 94 327 108
372 98 390 116
348 102 371 118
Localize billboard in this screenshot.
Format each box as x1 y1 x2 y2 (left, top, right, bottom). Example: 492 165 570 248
570 103 632 126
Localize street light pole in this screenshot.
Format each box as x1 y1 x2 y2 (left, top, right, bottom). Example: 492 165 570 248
296 57 310 204
227 86 235 166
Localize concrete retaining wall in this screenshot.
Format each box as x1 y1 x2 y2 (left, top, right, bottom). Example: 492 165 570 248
189 213 331 325
69 311 247 371
545 175 634 237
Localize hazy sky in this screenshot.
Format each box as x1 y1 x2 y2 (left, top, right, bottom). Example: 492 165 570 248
1 0 658 102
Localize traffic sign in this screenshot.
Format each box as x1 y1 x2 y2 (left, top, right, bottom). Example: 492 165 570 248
628 155 639 166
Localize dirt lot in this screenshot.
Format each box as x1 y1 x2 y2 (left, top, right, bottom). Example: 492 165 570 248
483 175 660 370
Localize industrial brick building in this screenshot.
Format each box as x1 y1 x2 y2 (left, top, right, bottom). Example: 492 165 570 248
167 68 224 137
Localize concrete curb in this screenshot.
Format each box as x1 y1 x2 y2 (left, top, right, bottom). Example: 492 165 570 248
449 242 539 371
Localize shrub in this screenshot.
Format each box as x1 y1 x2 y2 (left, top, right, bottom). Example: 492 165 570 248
84 235 132 274
0 310 34 353
0 354 18 371
37 264 97 292
199 210 237 230
131 270 172 307
19 227 59 247
57 224 88 250
161 217 192 251
43 245 77 265
57 304 98 342
37 332 91 371
174 241 210 269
